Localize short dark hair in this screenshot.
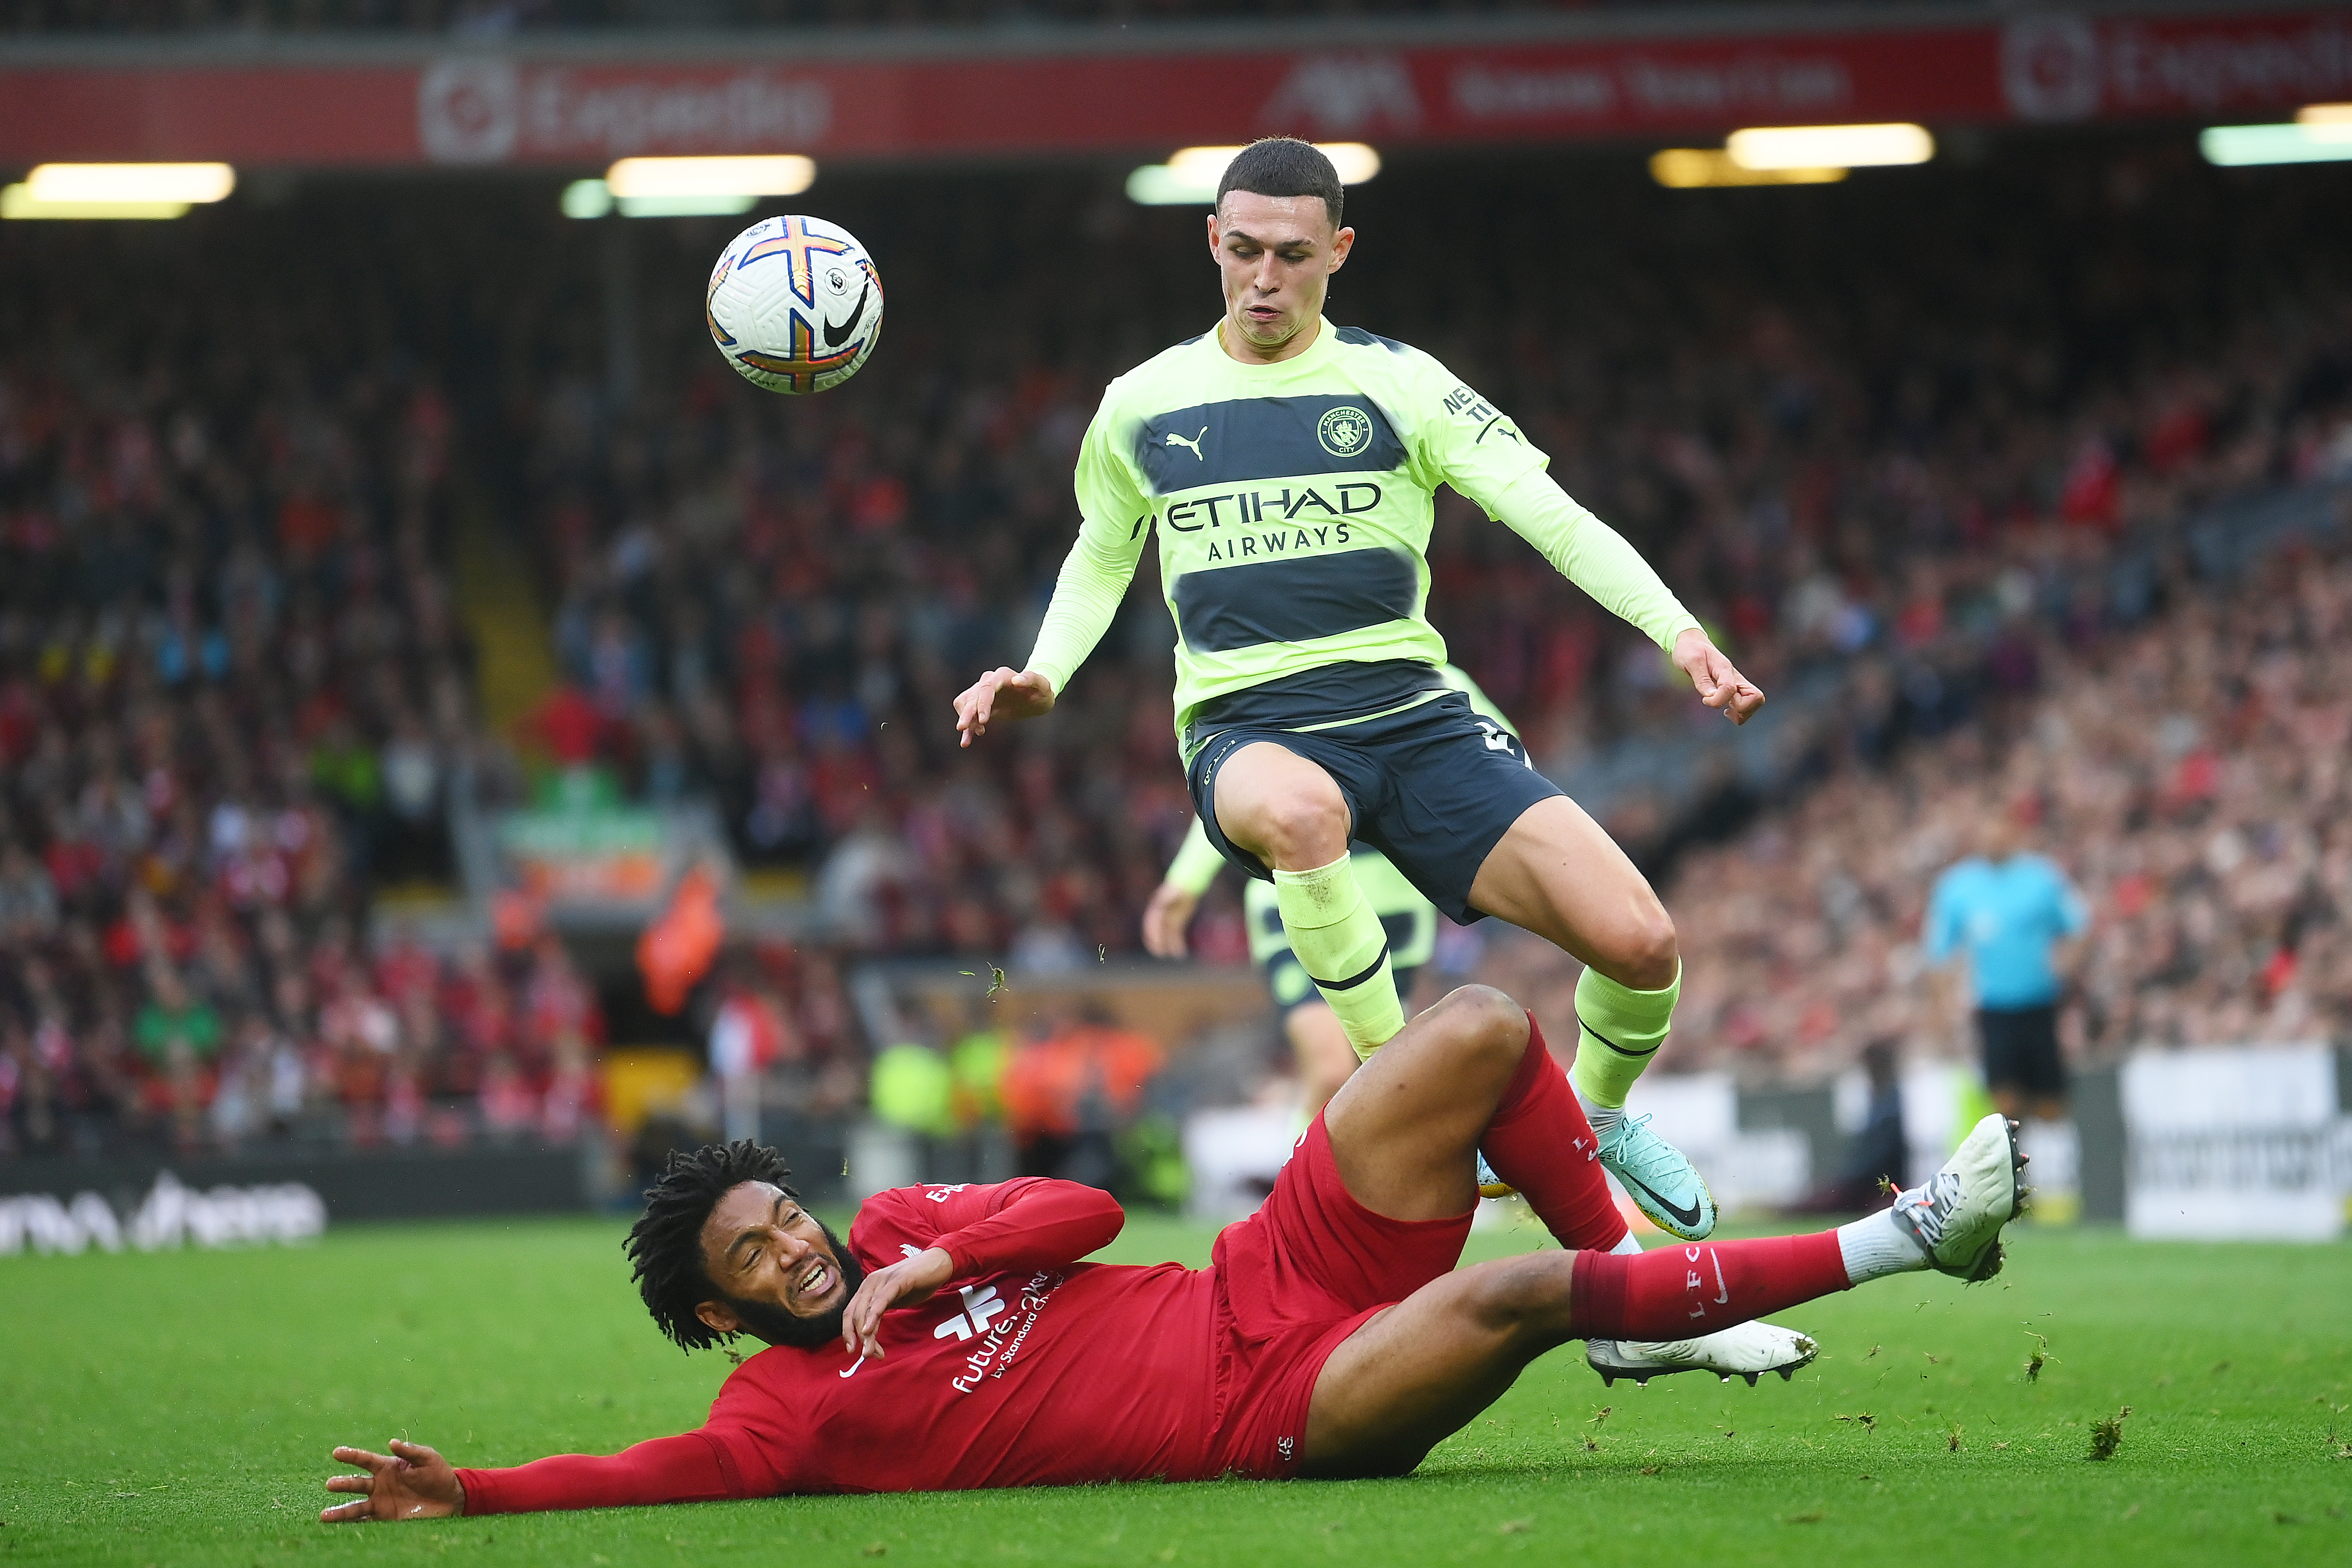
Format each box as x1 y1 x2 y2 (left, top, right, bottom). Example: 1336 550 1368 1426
624 1139 798 1352
1217 137 1343 230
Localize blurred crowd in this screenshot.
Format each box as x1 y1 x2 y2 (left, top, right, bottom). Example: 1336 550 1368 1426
1655 536 2352 1079
0 210 612 1158
4 141 2351 1162
1485 514 2352 1082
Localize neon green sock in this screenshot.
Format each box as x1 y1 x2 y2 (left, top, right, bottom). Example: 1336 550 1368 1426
1273 854 1405 1062
1568 962 1681 1109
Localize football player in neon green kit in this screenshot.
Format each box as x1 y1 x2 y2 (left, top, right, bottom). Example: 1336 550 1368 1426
1141 664 1823 1387
953 138 1764 1240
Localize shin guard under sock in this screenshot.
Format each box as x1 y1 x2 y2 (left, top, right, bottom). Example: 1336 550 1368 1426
1565 1232 1851 1341
1568 963 1681 1117
1481 1014 1631 1252
1273 854 1405 1060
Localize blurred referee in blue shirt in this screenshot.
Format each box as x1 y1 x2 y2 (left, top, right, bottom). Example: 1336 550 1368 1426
1925 805 2089 1124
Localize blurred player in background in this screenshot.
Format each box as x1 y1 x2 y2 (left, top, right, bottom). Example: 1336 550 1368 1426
1926 804 2088 1123
955 138 1761 1241
1926 802 2088 1211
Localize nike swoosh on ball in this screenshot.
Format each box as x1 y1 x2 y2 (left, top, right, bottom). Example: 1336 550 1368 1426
824 284 870 349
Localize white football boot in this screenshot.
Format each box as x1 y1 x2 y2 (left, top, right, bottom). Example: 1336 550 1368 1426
1586 1320 1820 1388
1889 1113 2029 1282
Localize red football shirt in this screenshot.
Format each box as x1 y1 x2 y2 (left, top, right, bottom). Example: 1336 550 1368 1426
457 1180 1229 1511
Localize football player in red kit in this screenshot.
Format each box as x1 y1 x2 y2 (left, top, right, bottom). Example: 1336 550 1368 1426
322 987 2025 1519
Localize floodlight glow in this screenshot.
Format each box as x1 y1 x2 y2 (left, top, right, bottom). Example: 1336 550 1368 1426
2200 123 2352 165
1650 150 1846 189
1131 142 1381 206
24 162 235 203
2298 103 2352 126
604 156 814 199
617 194 759 218
1164 145 1244 185
1127 164 1215 205
1725 124 1933 170
561 179 615 219
1 185 189 220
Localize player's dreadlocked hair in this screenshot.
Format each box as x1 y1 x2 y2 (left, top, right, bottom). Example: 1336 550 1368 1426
625 1139 798 1352
1218 136 1344 230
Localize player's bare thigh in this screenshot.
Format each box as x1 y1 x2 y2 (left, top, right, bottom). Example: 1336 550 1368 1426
1286 1003 1359 1119
1466 794 1679 990
1210 741 1353 872
1299 1251 1578 1478
1318 985 1524 1223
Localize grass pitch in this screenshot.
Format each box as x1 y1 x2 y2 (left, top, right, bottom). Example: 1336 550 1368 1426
3 1208 2346 1568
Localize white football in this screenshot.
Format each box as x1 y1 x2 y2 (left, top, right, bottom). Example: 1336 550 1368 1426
705 214 884 395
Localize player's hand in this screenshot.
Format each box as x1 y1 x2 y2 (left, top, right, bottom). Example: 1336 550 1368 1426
320 1439 465 1523
1141 882 1199 958
952 668 1055 748
841 1245 954 1363
1672 627 1766 726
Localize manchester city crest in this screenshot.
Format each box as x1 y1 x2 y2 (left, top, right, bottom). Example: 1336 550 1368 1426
1317 404 1374 458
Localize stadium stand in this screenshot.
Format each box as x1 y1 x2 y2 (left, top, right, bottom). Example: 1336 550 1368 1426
2 137 2349 1162
0 201 602 1156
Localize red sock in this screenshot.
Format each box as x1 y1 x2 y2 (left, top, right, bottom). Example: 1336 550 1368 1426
1565 1233 1851 1339
1481 1013 1631 1252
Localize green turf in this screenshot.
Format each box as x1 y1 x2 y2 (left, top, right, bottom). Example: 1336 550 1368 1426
3 1209 2347 1567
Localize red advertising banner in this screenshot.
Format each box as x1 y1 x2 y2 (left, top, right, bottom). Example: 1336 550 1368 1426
0 8 2344 168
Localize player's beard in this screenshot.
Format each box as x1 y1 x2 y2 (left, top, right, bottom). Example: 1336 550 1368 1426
717 1219 867 1351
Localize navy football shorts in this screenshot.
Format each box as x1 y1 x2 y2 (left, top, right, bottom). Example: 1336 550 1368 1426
1976 1004 2067 1097
1185 689 1565 923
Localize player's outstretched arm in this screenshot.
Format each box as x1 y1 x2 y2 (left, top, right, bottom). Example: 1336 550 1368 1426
1487 470 1765 724
1670 626 1766 726
952 667 1056 747
324 1430 754 1520
320 1439 465 1523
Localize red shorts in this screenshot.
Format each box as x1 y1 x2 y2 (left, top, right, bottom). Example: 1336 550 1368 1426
1203 1115 1473 1478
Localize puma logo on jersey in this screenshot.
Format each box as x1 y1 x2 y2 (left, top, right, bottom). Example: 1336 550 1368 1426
1166 426 1208 460
932 1284 1009 1341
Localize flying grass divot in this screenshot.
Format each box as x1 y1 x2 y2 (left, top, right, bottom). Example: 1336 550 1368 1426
2087 1405 2131 1461
2023 1327 2054 1384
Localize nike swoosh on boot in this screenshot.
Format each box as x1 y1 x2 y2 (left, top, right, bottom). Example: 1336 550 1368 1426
1616 1169 1705 1232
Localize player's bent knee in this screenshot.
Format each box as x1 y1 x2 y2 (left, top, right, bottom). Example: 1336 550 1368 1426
1253 789 1351 866
1431 985 1530 1065
1411 987 1543 1086
1601 905 1679 991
